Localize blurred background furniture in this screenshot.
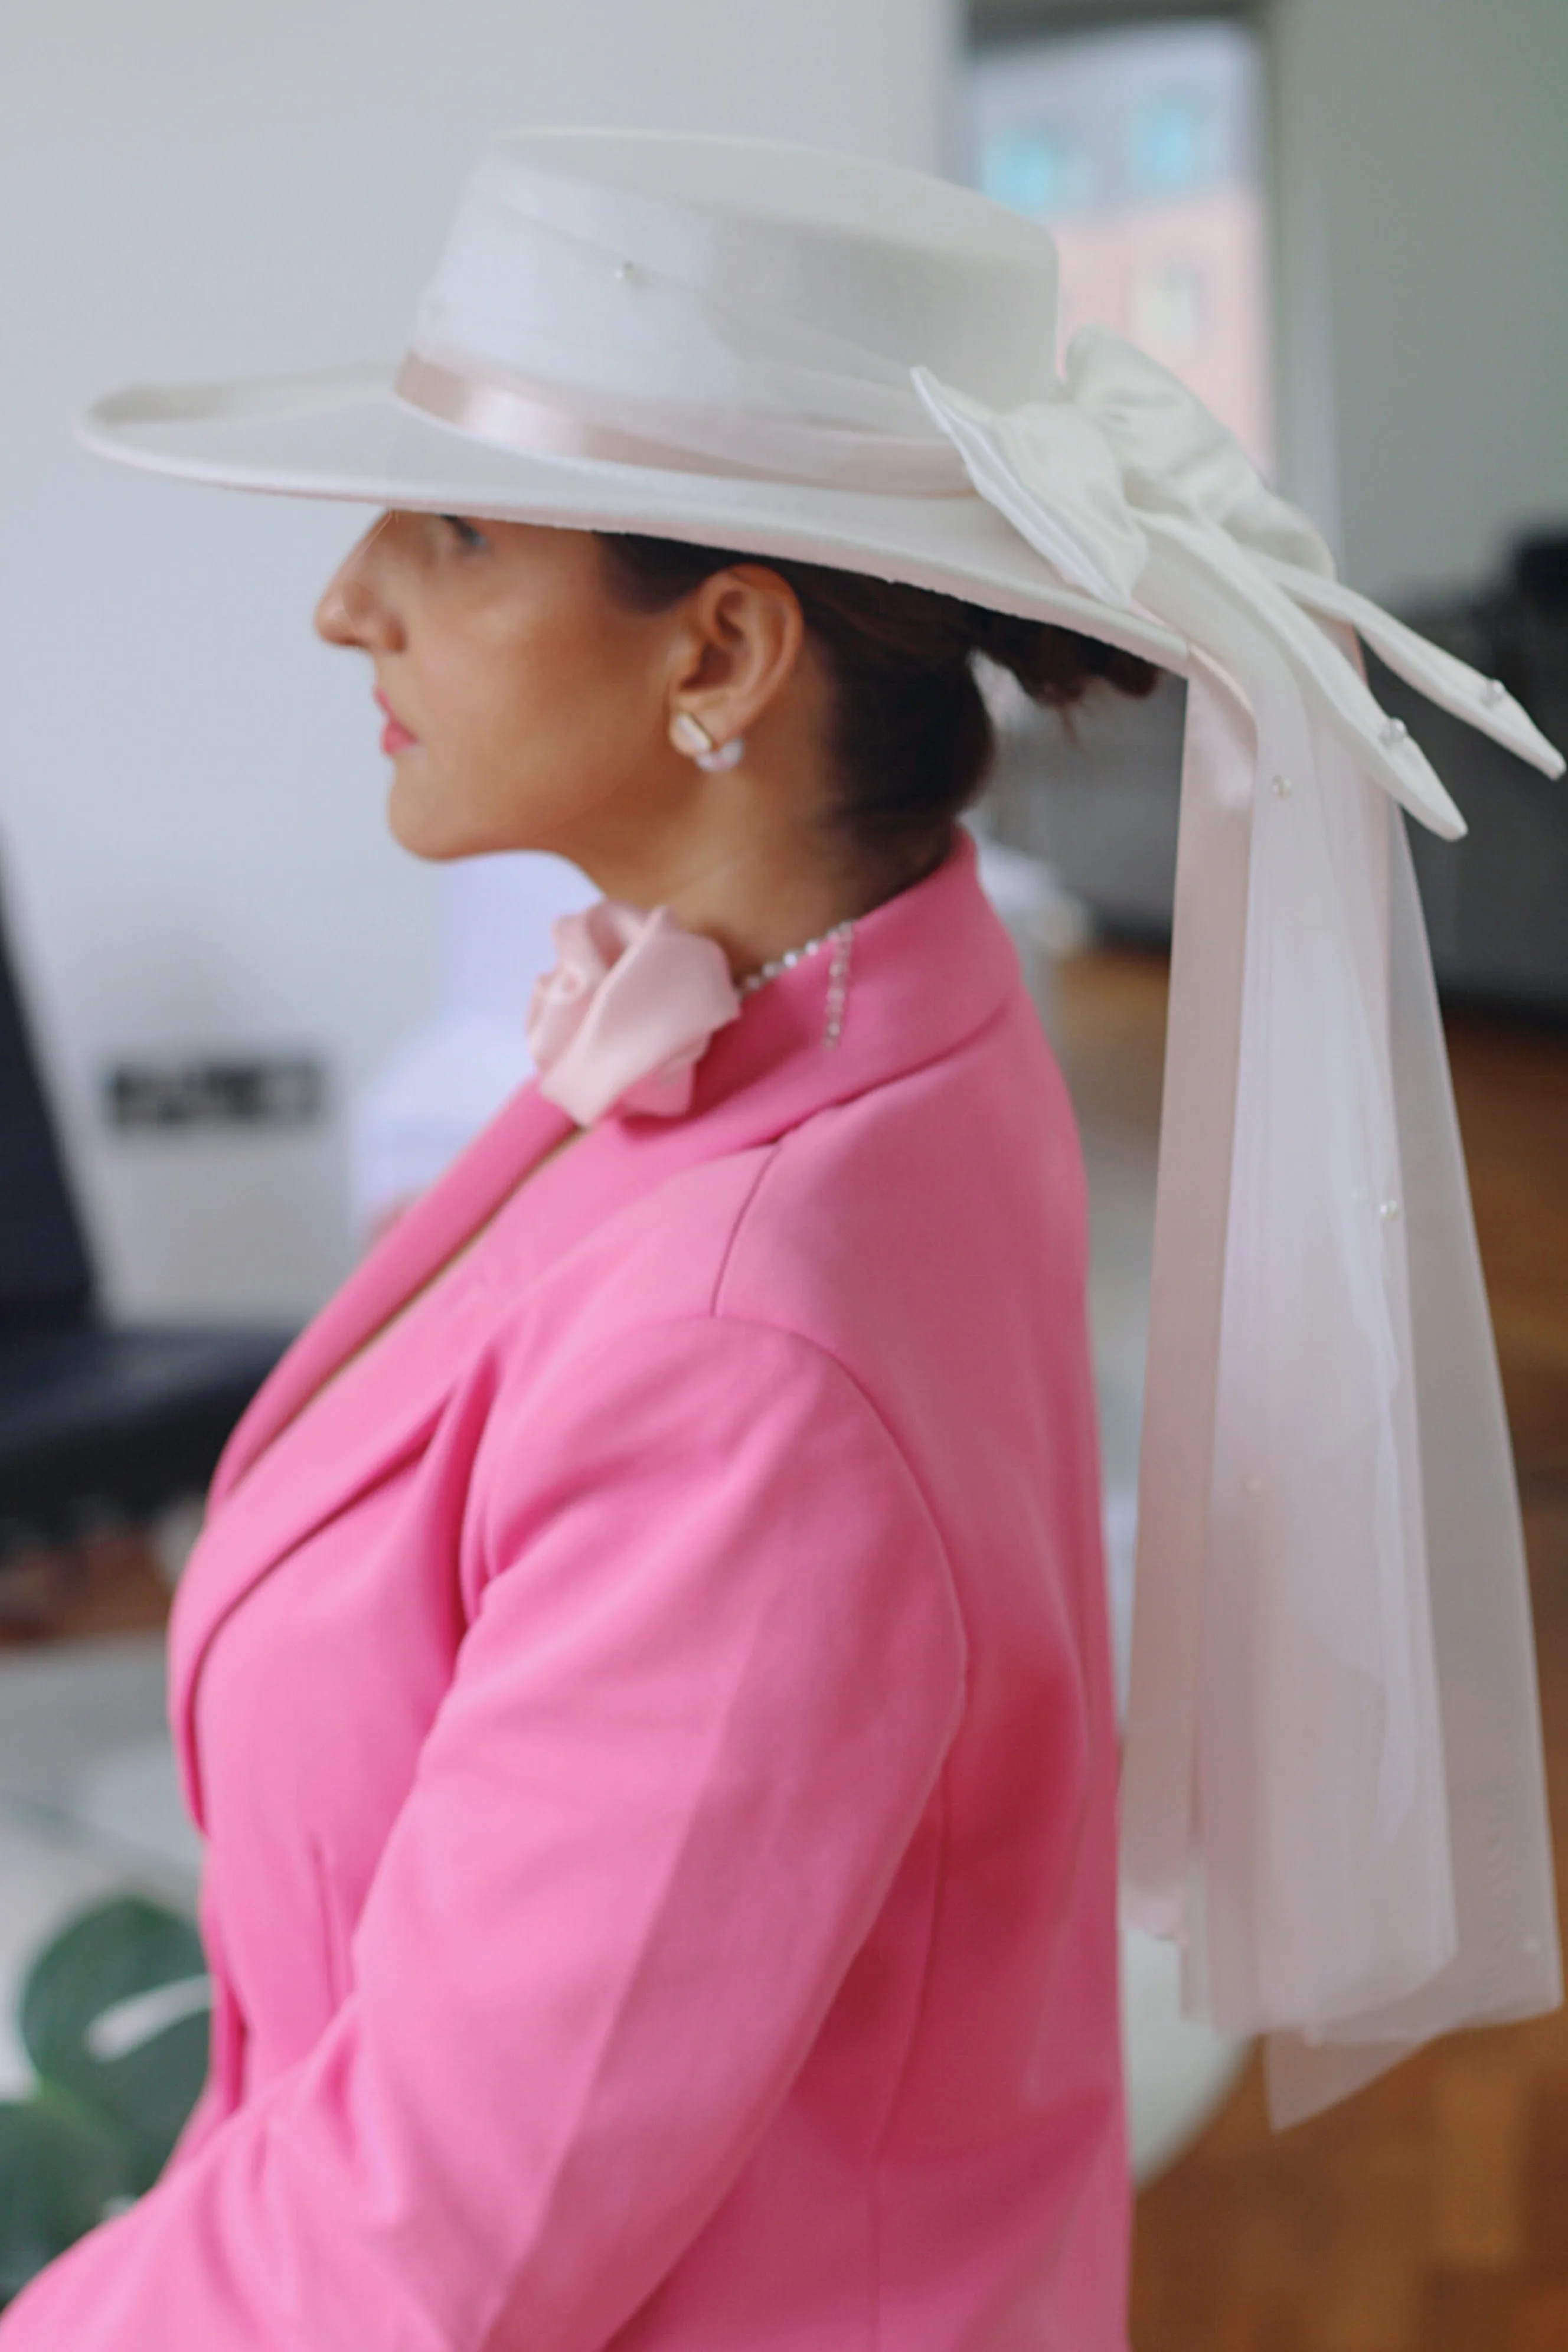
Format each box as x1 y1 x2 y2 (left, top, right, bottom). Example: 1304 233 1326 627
0 883 292 1562
986 668 1187 945
1371 531 1568 1015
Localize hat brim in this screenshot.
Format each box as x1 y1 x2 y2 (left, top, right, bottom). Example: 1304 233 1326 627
77 362 1187 672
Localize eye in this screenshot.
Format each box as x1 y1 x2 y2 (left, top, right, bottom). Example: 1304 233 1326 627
439 514 489 552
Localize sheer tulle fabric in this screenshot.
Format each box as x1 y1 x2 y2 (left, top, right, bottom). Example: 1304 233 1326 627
1123 654 1561 2124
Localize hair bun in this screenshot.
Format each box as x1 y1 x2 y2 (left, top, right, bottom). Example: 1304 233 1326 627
967 604 1163 710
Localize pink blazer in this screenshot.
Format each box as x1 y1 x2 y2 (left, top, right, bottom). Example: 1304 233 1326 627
0 830 1129 2351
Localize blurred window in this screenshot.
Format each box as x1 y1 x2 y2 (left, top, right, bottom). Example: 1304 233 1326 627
965 17 1274 473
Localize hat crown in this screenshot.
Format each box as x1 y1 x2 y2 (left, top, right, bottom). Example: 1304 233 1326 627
410 129 1061 429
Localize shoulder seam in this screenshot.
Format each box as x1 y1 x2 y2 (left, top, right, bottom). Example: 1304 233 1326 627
673 1308 971 1697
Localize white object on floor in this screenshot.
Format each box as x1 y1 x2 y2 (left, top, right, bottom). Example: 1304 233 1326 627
1122 1926 1248 2183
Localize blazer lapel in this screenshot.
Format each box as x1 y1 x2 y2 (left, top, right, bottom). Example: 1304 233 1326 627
168 1089 579 1823
210 1087 579 1504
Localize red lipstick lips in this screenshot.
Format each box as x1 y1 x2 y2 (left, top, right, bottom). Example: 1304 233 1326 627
374 688 419 755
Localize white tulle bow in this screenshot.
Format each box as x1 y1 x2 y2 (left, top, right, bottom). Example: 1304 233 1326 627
914 329 1564 842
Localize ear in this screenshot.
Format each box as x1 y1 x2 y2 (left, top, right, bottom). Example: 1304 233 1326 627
666 566 806 747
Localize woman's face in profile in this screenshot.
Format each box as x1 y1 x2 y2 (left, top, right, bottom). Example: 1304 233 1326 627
314 511 685 865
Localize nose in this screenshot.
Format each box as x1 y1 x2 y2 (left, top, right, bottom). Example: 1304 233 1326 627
314 513 405 652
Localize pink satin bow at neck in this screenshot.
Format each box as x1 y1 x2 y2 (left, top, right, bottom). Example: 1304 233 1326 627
525 899 741 1126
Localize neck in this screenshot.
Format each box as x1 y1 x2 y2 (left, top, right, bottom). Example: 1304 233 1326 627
560 802 878 989
531 707 952 984
669 861 868 987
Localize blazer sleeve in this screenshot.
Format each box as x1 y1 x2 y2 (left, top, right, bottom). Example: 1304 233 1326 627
0 1314 968 2352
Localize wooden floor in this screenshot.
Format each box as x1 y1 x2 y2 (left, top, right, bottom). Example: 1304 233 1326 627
1053 953 1568 2352
5 949 1566 2348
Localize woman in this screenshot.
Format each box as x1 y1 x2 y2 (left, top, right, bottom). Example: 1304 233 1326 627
2 126 1557 2351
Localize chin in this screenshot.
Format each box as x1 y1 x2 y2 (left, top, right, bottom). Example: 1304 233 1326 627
385 772 482 863
385 756 592 864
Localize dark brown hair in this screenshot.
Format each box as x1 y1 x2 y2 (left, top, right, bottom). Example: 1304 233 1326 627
596 531 1163 898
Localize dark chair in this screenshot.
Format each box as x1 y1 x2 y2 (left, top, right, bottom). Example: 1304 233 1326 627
0 887 293 1543
1366 528 1568 1018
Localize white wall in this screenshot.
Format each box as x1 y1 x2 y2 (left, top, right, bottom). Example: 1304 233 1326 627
1 0 956 1322
1266 0 1568 602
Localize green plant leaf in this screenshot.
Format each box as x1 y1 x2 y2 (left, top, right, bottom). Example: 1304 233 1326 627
19 1897 209 2195
0 2086 133 2304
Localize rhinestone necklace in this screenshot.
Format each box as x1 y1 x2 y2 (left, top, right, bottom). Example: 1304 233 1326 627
735 918 855 1047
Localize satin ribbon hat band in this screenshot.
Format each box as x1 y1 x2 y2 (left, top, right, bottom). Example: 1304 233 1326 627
79 128 1563 2124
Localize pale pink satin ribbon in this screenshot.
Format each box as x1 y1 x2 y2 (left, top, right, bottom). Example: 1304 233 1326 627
525 899 740 1126
395 348 974 496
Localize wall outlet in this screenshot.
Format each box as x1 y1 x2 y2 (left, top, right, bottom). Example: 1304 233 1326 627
103 1055 327 1132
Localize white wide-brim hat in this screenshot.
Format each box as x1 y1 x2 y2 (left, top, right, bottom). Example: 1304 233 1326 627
85 131 1190 656
77 127 1554 827
79 127 1564 2124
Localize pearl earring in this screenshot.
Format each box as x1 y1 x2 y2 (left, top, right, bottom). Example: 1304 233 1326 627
669 710 744 772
